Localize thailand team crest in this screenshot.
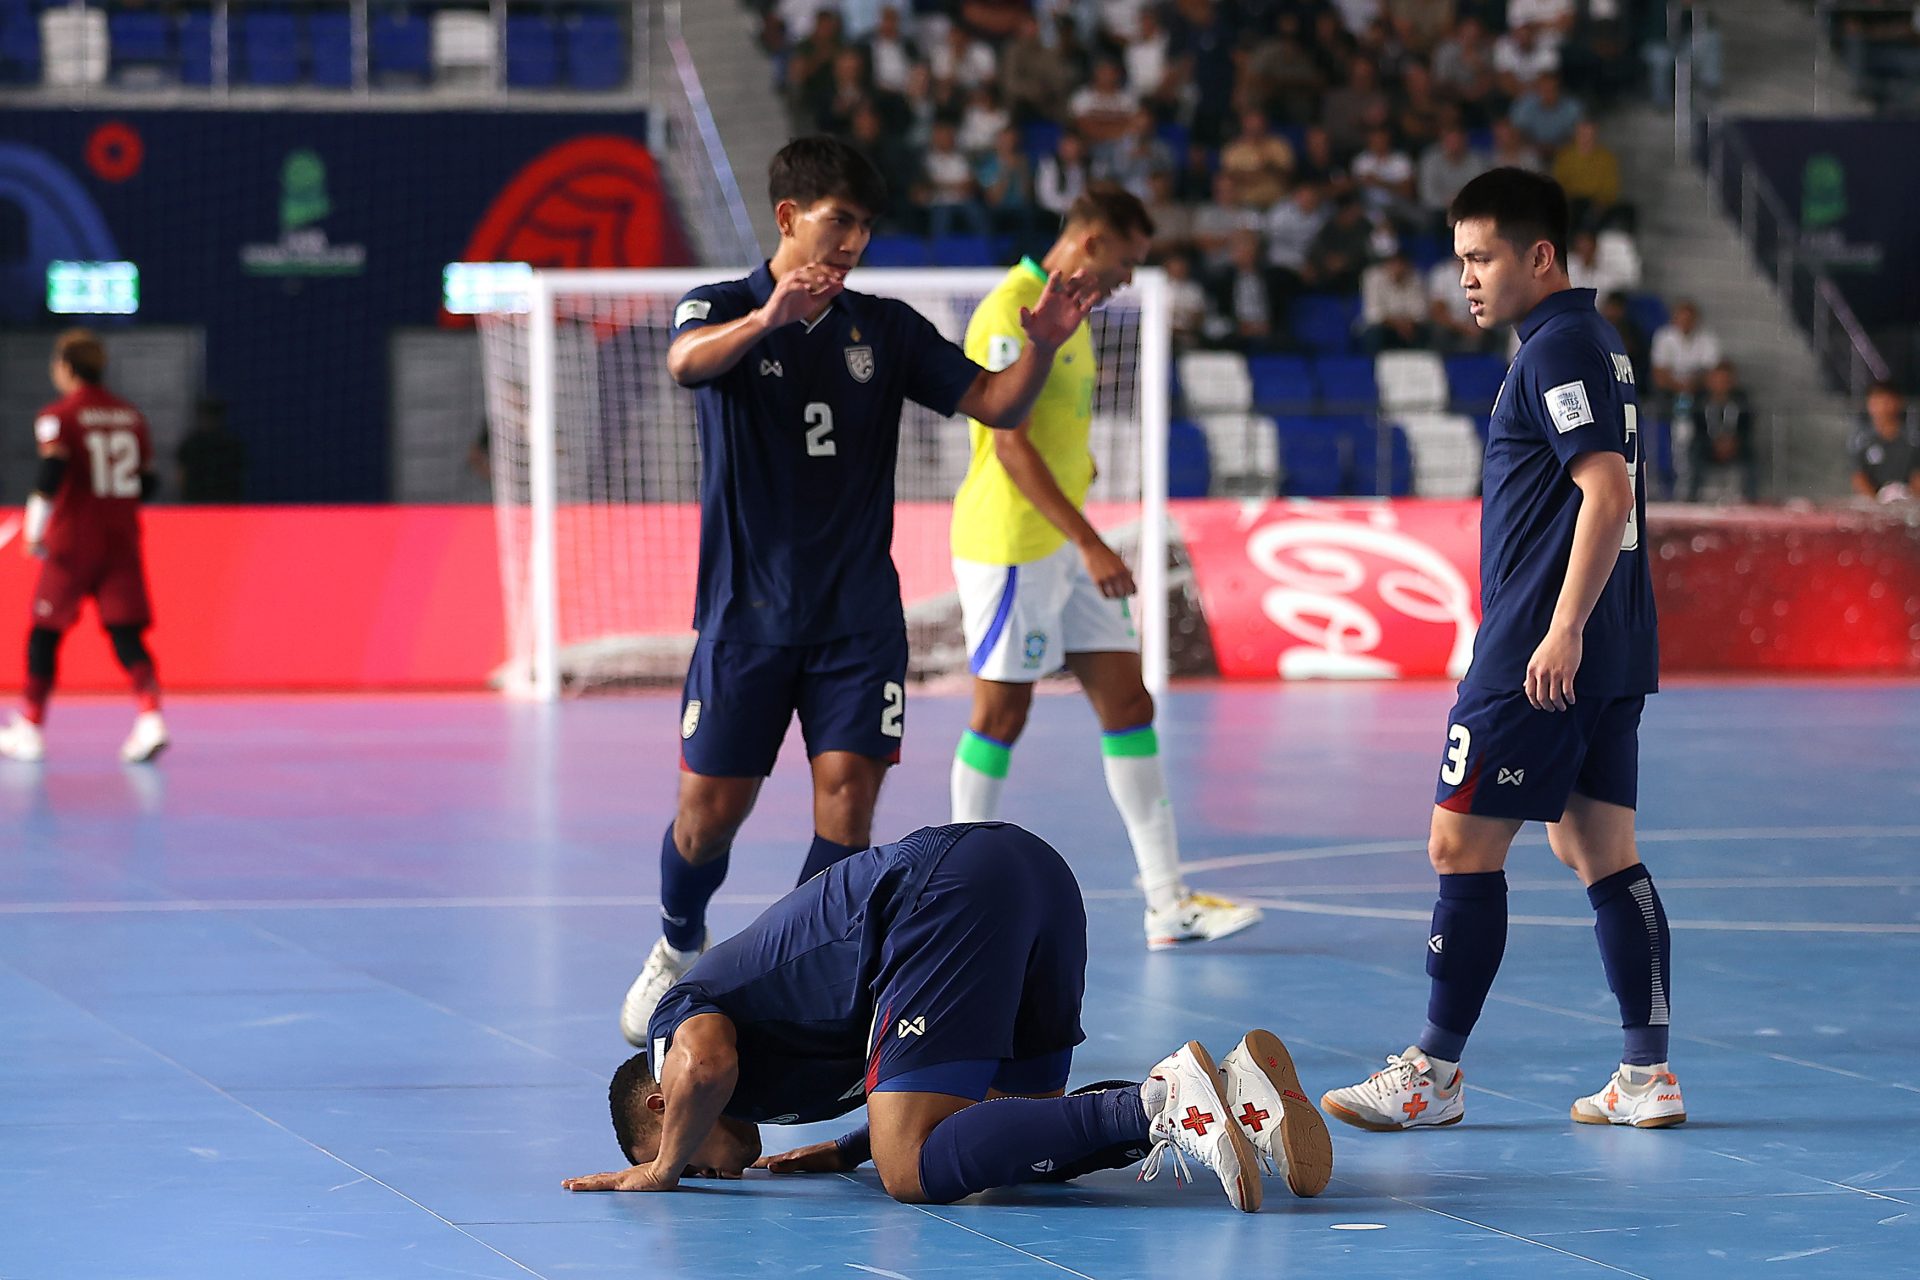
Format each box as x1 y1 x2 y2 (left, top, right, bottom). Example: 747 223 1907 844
844 344 874 383
681 699 701 739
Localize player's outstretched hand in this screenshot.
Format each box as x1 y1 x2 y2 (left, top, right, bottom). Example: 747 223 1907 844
562 1162 681 1193
1525 626 1582 712
753 1139 858 1175
759 262 849 330
1019 270 1098 349
1081 539 1136 599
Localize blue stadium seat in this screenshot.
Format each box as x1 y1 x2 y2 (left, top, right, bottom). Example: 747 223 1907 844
1444 354 1507 410
1022 121 1063 160
1313 355 1378 409
1647 414 1676 498
1291 293 1360 355
506 14 559 88
1155 121 1190 159
1405 231 1446 271
108 11 171 74
309 11 351 86
1351 421 1415 496
862 235 930 268
238 11 300 85
370 10 429 82
1168 419 1211 498
1273 417 1349 497
1246 354 1314 414
563 12 624 88
930 234 994 267
1627 292 1669 340
0 12 38 83
175 10 211 83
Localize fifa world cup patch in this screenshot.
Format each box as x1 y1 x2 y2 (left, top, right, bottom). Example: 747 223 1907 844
986 334 1022 372
681 699 702 739
674 299 712 329
1544 380 1595 434
34 415 61 444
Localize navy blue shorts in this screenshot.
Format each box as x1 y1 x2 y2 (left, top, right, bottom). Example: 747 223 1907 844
1434 685 1643 823
678 629 908 777
865 824 1088 1093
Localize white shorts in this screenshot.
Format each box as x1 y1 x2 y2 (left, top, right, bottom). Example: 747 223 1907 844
953 541 1139 683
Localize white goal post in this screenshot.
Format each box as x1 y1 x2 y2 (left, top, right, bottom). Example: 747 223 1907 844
478 267 1171 702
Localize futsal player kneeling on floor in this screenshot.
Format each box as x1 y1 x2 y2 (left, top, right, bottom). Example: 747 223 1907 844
564 822 1333 1211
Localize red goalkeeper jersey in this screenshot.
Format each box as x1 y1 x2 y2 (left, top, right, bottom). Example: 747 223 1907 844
32 384 152 561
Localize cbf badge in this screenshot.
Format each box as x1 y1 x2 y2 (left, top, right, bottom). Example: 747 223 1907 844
681 700 701 739
844 345 874 383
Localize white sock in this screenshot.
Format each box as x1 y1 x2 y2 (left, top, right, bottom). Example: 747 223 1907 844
1101 726 1183 913
1424 1054 1461 1089
661 939 702 964
951 730 1010 822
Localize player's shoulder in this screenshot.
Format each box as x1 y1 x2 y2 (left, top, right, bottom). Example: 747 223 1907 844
1518 318 1616 384
674 273 755 326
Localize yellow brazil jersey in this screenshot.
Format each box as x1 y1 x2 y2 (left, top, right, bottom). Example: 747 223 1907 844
950 257 1096 566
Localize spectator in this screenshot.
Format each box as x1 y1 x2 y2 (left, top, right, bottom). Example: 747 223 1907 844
1293 125 1351 199
1505 0 1577 48
809 46 873 135
1331 0 1383 37
1650 299 1722 406
1206 227 1282 353
1553 119 1626 232
1220 109 1297 210
1241 29 1325 123
1099 109 1175 200
1265 180 1331 304
1428 255 1493 353
957 82 1011 157
1493 21 1559 98
1167 0 1236 145
1382 0 1456 55
1418 125 1490 221
1096 0 1151 47
1304 8 1360 84
1510 72 1583 151
1433 16 1500 124
898 61 941 151
959 0 1030 40
864 5 918 94
1850 382 1920 502
1351 125 1416 223
1143 169 1196 256
1324 57 1390 156
931 23 997 96
1001 14 1074 122
1599 290 1651 393
784 9 845 120
1172 139 1215 201
976 123 1037 239
1683 360 1757 502
1124 8 1183 119
1069 58 1140 144
177 397 245 502
1193 171 1265 270
919 120 992 239
1488 117 1544 172
1162 249 1210 350
848 101 920 229
1035 129 1092 218
1391 61 1448 156
759 10 792 92
1360 249 1431 352
1301 196 1374 294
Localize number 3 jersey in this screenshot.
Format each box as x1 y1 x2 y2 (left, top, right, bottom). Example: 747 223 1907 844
1469 287 1658 698
671 263 984 647
32 384 152 562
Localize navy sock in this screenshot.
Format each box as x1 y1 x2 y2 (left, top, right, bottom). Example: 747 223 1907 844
796 833 863 886
916 1086 1148 1205
1588 864 1671 1066
658 822 728 952
1419 870 1508 1063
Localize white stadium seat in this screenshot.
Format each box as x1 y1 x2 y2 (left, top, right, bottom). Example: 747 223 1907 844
1178 350 1253 414
1198 412 1279 496
1396 411 1483 497
1375 350 1449 415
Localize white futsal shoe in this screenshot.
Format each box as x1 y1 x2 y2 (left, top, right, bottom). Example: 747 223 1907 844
1572 1064 1687 1129
1320 1046 1466 1132
619 933 707 1047
1139 1040 1263 1213
120 711 168 764
1145 891 1262 951
1219 1029 1334 1197
0 714 45 762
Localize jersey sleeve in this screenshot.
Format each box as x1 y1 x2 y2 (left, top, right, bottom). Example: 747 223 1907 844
32 407 66 454
896 301 986 419
670 282 740 341
1527 335 1629 468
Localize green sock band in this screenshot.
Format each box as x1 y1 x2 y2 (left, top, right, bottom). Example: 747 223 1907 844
956 730 1012 778
1100 725 1159 758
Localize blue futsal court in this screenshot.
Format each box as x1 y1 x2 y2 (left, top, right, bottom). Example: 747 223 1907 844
2 681 1916 1278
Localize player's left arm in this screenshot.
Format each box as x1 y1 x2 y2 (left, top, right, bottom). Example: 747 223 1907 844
138 418 159 501
562 1013 741 1193
952 271 1099 428
24 414 69 558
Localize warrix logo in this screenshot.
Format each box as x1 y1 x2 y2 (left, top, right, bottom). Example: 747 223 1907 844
896 1016 926 1038
1497 767 1526 785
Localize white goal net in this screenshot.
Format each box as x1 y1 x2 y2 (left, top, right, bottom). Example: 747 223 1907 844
477 268 1169 699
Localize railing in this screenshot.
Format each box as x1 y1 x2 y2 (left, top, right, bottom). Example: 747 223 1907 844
650 0 758 265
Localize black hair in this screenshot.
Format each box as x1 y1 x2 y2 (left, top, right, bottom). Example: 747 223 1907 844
769 135 888 219
1447 167 1570 274
1065 181 1155 240
608 1052 659 1164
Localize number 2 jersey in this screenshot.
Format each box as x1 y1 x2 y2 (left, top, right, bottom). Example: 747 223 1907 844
32 384 152 563
1469 287 1658 697
670 263 985 646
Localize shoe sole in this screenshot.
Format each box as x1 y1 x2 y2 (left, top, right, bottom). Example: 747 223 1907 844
1182 1040 1263 1213
124 740 168 765
1571 1104 1687 1129
1321 1094 1465 1132
1239 1029 1334 1197
1145 913 1262 951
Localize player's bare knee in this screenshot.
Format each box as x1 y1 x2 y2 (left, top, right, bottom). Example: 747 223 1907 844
974 702 1028 744
1103 690 1154 733
872 1147 931 1204
1427 829 1478 875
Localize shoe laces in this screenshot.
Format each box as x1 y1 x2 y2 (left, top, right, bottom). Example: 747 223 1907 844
1356 1051 1427 1100
1183 891 1241 912
1137 1136 1192 1187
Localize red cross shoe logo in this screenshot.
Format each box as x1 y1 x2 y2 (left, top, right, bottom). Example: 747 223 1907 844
1237 1102 1271 1133
1605 1085 1620 1110
1402 1093 1429 1121
1180 1106 1216 1137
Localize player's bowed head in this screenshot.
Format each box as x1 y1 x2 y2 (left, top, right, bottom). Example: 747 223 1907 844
562 1048 764 1193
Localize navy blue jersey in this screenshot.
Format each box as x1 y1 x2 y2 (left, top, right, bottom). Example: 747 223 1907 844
1469 288 1658 697
673 264 984 646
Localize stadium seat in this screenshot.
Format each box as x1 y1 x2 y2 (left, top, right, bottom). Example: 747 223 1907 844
1627 292 1668 340
1198 412 1280 496
563 12 624 88
1313 355 1377 410
1394 412 1483 497
432 9 495 85
370 9 430 82
930 234 994 267
1177 350 1252 415
1443 353 1507 411
1375 350 1448 415
39 4 105 84
108 10 170 78
175 9 210 83
505 14 559 88
1595 230 1641 291
1647 414 1676 498
309 11 352 87
237 12 300 85
1245 354 1314 415
1350 420 1415 496
1273 416 1349 497
1168 418 1211 498
861 235 929 268
1405 231 1446 271
1291 294 1361 355
0 11 39 82
1021 121 1063 160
